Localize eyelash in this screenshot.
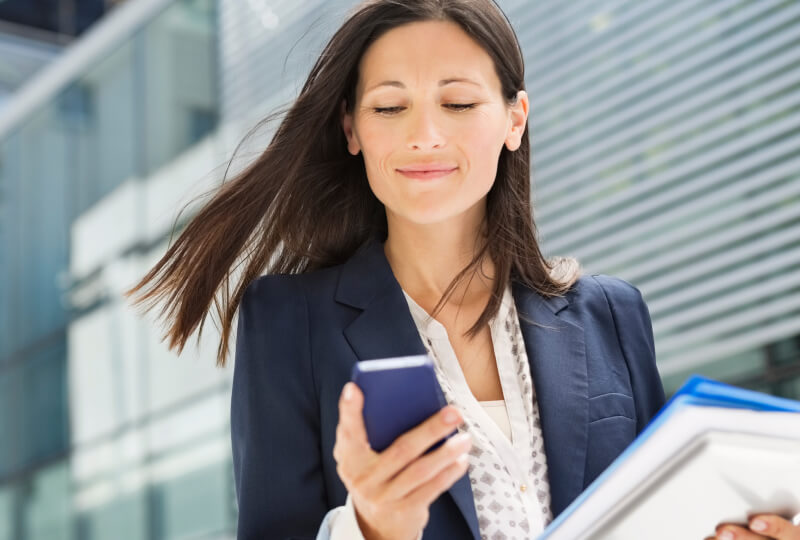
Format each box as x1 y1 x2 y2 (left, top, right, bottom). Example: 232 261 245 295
373 104 476 115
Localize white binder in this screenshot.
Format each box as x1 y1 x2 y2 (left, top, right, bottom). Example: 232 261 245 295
539 376 800 540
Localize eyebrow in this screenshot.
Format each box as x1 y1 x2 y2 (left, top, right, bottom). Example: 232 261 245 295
363 77 483 94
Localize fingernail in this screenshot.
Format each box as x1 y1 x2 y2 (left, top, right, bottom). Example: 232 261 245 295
343 383 353 401
443 408 459 424
451 432 471 447
718 531 734 540
750 519 767 532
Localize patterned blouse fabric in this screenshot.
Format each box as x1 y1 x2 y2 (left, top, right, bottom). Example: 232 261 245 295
402 283 553 540
326 283 552 540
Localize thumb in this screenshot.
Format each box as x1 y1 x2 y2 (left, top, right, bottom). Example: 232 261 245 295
339 382 370 449
748 514 800 540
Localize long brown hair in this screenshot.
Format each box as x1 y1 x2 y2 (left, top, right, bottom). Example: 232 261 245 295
125 0 580 367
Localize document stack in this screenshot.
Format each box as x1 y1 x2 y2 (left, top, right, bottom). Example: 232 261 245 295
539 376 800 540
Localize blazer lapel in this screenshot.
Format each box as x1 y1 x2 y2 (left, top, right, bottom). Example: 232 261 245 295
334 239 589 532
512 281 589 518
336 238 481 540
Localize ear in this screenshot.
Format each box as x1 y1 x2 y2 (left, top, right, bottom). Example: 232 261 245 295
504 90 529 152
340 100 361 156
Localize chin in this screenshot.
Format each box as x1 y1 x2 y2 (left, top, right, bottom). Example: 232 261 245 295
394 204 466 226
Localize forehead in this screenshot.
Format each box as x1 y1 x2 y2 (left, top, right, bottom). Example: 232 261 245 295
357 19 501 94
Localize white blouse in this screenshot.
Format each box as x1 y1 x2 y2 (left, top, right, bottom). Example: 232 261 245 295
480 400 513 441
327 284 552 540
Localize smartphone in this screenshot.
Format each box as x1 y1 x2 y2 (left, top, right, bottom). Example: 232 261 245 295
350 354 459 453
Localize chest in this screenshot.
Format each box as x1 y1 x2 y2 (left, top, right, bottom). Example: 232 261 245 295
439 314 505 402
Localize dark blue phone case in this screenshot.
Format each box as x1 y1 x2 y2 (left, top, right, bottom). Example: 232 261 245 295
350 355 458 453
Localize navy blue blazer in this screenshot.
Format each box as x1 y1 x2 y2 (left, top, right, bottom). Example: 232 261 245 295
231 239 666 539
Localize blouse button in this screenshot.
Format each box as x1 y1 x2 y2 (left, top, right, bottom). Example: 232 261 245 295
520 484 527 492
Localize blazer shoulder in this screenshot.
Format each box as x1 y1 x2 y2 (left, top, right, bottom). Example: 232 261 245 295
558 274 653 344
241 272 300 301
584 274 646 305
556 273 645 311
240 263 344 309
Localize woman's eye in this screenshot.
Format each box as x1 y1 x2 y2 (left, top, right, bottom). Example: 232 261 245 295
445 103 476 111
373 106 405 115
372 104 476 115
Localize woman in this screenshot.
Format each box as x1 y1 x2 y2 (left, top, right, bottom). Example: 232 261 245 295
126 1 800 539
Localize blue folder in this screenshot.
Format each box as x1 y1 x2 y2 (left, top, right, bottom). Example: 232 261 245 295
539 375 800 539
655 375 800 415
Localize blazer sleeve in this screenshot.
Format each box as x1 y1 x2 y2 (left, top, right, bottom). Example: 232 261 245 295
593 275 666 434
231 275 329 539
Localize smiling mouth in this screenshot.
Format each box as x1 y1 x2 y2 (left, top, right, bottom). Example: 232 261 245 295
397 167 458 180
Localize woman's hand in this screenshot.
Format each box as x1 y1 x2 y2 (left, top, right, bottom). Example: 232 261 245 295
705 514 800 540
332 382 472 540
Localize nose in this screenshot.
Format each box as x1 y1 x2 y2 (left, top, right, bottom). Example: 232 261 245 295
405 105 445 151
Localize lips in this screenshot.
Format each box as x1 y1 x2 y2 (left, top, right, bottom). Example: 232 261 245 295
396 163 458 180
397 163 458 173
397 168 457 180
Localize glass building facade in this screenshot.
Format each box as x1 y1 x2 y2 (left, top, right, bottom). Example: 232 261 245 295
0 0 112 37
0 0 798 538
0 1 224 538
525 0 800 396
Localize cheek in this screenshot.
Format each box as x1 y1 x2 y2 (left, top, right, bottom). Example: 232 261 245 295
355 121 398 182
462 119 506 187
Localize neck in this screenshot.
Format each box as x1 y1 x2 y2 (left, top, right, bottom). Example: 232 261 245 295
383 205 496 310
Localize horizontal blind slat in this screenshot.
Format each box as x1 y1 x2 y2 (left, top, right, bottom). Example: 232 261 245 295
532 0 797 163
647 246 800 317
536 61 800 219
634 223 800 298
543 125 800 251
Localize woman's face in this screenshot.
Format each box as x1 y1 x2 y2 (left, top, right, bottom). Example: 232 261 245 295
341 20 528 227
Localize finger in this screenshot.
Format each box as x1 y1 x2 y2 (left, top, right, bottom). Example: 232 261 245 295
748 514 800 540
336 382 372 459
386 431 472 499
376 405 464 483
716 524 770 540
404 450 470 508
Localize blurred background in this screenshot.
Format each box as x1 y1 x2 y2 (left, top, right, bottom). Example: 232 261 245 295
0 0 798 538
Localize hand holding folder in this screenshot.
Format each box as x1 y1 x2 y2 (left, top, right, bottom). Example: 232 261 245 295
539 376 800 540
